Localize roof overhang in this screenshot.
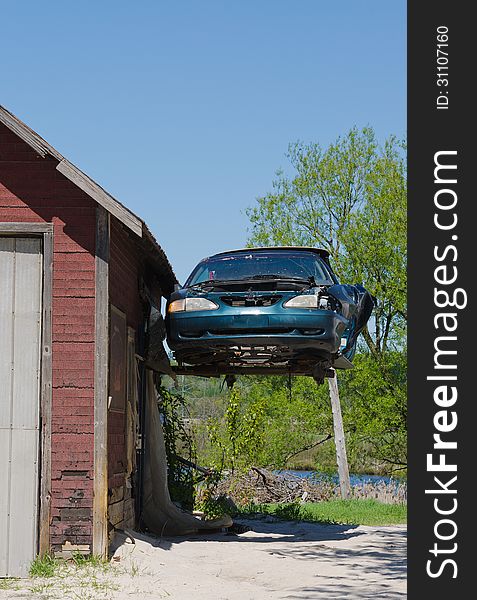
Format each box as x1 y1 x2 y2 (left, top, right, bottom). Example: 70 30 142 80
0 104 178 292
56 159 142 237
0 104 142 237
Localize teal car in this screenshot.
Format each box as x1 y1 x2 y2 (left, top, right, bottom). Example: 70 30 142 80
166 247 373 382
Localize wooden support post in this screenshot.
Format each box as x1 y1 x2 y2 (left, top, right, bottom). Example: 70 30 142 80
39 227 53 556
93 207 110 557
328 371 351 499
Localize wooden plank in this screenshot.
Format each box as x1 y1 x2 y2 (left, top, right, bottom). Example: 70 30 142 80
0 430 10 575
11 240 42 576
1 107 142 237
9 429 40 576
0 106 62 160
0 238 14 429
126 328 137 479
12 239 42 430
39 230 53 557
109 306 127 413
108 501 124 527
109 486 124 505
56 160 143 238
123 498 135 528
1 107 144 240
0 223 53 235
93 207 110 558
328 373 351 499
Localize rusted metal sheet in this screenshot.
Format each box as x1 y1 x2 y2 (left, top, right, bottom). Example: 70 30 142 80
0 237 42 577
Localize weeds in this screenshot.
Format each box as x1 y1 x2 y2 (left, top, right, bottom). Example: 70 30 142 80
23 552 118 600
29 554 60 578
28 581 55 595
0 578 20 591
70 552 111 572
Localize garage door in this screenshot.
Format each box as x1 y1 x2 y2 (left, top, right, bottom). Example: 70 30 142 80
0 237 43 578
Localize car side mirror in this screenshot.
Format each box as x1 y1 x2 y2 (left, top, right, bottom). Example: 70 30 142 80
174 283 182 292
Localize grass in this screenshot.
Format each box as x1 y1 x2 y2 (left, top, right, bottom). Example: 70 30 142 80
0 578 21 591
240 499 407 526
0 553 133 600
19 552 119 600
28 552 110 578
29 553 61 578
70 552 111 571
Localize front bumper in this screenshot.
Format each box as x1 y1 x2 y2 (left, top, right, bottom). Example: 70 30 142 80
167 308 349 355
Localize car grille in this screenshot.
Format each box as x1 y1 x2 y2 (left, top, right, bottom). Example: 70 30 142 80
180 327 326 338
207 327 295 336
220 295 282 307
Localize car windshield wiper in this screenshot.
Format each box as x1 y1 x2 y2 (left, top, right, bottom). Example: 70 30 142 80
250 274 318 286
189 279 249 287
188 279 256 290
189 276 318 288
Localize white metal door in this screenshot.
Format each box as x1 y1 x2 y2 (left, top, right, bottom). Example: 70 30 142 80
0 237 43 578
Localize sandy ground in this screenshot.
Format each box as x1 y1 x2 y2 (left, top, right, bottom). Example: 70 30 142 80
1 518 406 600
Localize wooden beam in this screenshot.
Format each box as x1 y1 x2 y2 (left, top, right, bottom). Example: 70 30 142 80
93 207 110 557
328 372 351 499
56 160 143 238
0 222 53 235
0 106 62 160
38 229 53 556
1 106 145 240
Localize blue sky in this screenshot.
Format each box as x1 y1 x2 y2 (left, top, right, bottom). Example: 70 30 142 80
1 1 406 283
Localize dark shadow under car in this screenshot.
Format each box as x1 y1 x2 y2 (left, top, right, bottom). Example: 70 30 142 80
166 247 374 383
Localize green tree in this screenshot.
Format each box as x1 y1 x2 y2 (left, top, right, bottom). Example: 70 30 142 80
178 128 407 475
343 137 407 354
339 352 407 469
243 376 333 468
246 127 407 470
246 127 406 356
246 127 377 268
207 387 266 474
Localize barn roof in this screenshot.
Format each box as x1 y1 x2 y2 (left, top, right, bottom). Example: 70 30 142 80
0 104 177 290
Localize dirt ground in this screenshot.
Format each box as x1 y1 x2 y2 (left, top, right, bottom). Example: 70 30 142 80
1 518 406 600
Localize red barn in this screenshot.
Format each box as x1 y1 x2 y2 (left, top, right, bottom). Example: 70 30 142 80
0 106 176 576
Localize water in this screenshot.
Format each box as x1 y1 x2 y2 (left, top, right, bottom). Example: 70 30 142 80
277 470 405 487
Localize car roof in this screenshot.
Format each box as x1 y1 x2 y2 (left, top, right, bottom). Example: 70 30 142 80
204 246 331 261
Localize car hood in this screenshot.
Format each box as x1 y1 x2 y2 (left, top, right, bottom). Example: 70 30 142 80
171 279 321 297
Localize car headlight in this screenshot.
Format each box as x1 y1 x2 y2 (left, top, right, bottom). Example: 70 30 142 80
283 295 319 309
168 298 219 313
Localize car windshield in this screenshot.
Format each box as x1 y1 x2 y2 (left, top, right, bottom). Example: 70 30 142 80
186 251 334 286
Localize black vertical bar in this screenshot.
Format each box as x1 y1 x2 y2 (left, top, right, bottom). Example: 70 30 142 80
408 2 473 596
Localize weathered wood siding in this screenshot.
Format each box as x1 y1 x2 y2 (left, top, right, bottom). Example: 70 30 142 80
0 123 96 553
107 218 143 533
